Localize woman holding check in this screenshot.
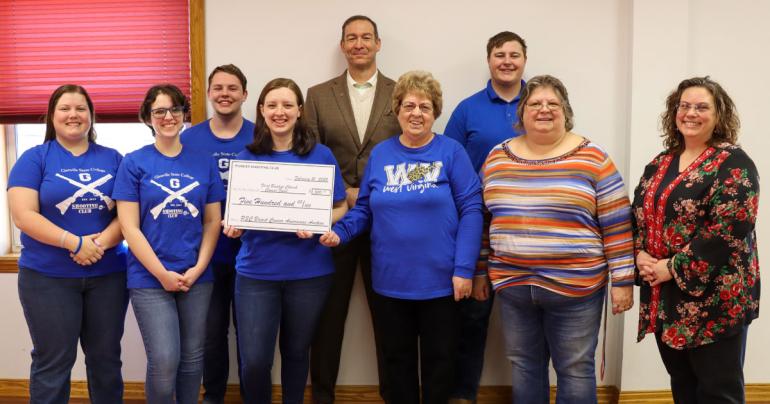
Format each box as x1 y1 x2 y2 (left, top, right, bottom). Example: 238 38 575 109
222 78 347 404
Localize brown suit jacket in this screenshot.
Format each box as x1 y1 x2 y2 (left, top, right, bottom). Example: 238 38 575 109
305 71 401 188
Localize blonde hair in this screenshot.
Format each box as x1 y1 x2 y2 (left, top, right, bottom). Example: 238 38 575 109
392 70 443 119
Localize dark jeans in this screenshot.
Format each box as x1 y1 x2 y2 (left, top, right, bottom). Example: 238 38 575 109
656 325 748 404
311 234 387 403
372 292 459 404
498 285 604 404
451 278 494 400
202 263 242 404
131 282 213 404
236 273 333 404
18 268 128 404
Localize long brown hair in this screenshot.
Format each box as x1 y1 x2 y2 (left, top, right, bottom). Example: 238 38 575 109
247 78 315 155
44 84 96 143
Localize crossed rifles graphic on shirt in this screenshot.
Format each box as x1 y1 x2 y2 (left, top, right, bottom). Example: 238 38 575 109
55 173 115 215
149 179 200 219
54 173 200 219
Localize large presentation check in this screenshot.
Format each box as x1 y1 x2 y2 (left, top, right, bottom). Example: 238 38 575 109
224 160 335 233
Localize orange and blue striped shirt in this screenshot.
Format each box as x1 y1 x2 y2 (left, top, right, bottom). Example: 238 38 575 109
481 138 634 297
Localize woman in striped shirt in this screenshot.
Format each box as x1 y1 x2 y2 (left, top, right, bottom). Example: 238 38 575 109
480 75 634 403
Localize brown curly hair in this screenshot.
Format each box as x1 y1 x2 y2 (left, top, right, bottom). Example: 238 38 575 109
660 76 740 153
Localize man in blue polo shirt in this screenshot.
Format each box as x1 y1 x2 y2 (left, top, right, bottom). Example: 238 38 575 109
181 64 254 404
444 31 528 404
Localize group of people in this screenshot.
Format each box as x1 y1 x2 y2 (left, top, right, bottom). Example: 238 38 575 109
8 14 759 404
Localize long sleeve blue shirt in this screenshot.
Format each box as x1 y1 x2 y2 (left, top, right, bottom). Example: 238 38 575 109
333 135 483 300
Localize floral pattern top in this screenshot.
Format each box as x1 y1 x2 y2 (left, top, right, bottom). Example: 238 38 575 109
631 143 760 349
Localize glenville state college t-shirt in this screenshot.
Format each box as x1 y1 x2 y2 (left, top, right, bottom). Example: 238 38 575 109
112 144 225 288
8 140 127 278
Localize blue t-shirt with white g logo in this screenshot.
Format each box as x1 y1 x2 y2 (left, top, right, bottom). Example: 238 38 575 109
113 144 225 288
8 140 127 278
181 118 254 264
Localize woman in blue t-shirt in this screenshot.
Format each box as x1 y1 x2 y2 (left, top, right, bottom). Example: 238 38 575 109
113 84 225 404
8 85 128 404
221 78 347 404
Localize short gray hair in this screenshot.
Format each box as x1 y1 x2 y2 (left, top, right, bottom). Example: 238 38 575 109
515 74 574 132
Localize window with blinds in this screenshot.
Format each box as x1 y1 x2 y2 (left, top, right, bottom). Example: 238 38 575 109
0 0 192 123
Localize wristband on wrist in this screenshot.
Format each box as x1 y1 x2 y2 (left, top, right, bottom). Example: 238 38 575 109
73 236 83 255
666 257 675 279
59 230 69 248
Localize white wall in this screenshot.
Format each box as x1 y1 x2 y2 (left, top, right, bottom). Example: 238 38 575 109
0 0 766 392
205 0 769 390
621 0 770 391
206 0 632 388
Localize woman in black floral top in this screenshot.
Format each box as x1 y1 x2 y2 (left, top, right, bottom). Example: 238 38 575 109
632 76 759 404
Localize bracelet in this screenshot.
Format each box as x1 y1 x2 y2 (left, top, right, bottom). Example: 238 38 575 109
666 257 675 279
73 236 83 255
59 230 69 248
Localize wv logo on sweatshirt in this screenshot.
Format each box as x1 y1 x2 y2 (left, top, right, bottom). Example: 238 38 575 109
382 161 443 194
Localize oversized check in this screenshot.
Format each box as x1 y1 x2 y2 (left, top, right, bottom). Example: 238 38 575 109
224 160 335 233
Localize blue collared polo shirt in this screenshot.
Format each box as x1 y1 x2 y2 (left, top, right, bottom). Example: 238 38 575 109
444 79 525 172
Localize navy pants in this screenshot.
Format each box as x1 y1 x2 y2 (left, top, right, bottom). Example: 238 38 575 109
18 268 128 404
202 262 241 404
236 273 333 404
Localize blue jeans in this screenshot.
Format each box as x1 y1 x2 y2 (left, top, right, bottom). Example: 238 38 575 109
498 285 604 404
18 268 128 404
452 279 495 400
202 263 241 404
235 273 333 404
131 282 213 404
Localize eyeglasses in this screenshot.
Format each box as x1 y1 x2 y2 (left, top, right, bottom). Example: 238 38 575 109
525 101 562 111
401 102 434 114
151 106 186 119
677 102 711 114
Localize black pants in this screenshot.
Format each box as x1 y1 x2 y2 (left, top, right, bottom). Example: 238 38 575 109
656 325 748 404
373 292 459 404
202 262 243 403
452 279 494 400
310 234 387 403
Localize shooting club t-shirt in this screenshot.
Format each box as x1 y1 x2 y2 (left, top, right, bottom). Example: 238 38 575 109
113 144 226 288
8 140 127 278
181 118 254 264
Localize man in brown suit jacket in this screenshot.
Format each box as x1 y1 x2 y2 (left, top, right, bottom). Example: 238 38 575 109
304 15 401 404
